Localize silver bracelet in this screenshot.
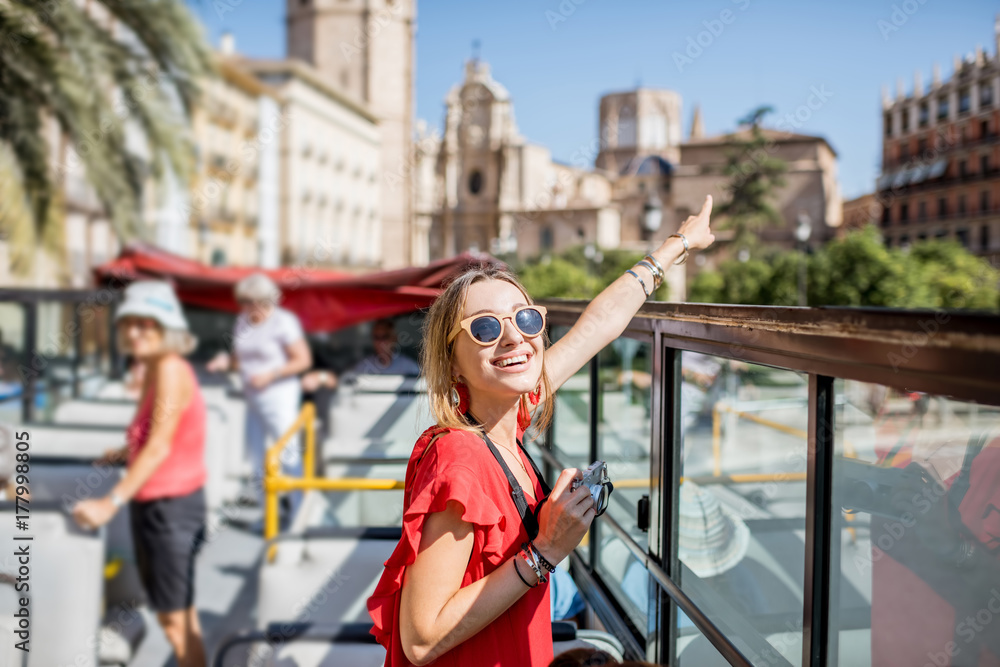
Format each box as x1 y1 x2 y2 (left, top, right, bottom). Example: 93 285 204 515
625 269 650 298
643 253 666 278
634 260 662 289
669 233 690 265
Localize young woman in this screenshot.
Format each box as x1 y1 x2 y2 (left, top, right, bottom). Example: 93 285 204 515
72 280 208 667
368 197 714 666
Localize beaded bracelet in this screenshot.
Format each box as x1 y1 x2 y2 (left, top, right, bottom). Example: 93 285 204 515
530 543 556 574
519 543 547 584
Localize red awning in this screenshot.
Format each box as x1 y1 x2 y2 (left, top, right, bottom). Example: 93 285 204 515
93 243 504 332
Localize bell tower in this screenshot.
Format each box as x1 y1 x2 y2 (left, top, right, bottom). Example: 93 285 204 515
286 0 416 267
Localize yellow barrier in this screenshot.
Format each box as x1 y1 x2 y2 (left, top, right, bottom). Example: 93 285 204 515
263 402 409 545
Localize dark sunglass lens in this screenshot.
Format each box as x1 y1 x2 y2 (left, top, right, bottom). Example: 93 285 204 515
469 316 502 343
515 308 544 335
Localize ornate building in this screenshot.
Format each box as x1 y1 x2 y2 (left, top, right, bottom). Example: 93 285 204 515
286 0 416 268
419 58 844 298
877 16 1000 266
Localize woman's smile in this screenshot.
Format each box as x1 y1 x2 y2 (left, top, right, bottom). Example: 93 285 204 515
490 350 533 371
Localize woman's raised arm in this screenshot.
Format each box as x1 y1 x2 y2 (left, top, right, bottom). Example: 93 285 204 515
544 195 715 392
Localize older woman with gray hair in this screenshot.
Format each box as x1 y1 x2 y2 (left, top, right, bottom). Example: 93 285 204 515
207 273 312 514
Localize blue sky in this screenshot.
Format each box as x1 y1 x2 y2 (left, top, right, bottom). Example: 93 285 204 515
189 1 997 199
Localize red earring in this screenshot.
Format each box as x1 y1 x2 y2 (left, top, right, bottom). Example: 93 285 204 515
528 382 541 406
450 379 470 414
517 396 532 430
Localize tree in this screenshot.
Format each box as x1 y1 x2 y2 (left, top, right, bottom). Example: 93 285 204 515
716 106 787 252
0 0 213 270
688 227 1000 311
516 245 670 301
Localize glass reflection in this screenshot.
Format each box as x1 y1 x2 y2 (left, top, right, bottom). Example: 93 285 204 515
678 352 807 667
830 381 1000 667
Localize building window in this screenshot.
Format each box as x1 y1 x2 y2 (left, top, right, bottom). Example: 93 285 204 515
917 137 927 156
901 107 910 132
937 96 949 120
982 224 991 251
938 197 948 217
935 228 948 239
956 228 970 247
617 107 637 147
468 170 483 195
900 234 910 247
960 125 968 144
917 200 927 221
884 112 892 137
919 103 929 127
981 120 990 139
959 88 971 115
981 191 991 214
540 226 553 251
918 232 928 241
881 206 891 227
982 84 994 108
900 203 909 224
958 194 967 216
959 159 968 177
899 143 910 162
981 154 990 175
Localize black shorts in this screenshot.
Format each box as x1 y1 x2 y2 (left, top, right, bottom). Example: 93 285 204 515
129 487 206 613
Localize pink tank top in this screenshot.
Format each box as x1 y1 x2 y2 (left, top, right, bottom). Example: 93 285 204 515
126 359 207 502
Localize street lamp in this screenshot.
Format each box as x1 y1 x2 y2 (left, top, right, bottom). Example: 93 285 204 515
642 191 663 240
795 212 813 307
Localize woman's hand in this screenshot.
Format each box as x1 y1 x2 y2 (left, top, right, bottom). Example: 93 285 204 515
206 352 231 373
248 369 277 390
670 194 715 251
533 468 596 564
72 497 118 530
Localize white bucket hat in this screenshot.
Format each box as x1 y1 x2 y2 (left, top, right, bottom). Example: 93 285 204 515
115 280 189 331
677 481 751 578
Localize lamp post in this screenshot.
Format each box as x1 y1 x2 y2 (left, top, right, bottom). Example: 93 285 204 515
795 212 813 306
641 191 663 245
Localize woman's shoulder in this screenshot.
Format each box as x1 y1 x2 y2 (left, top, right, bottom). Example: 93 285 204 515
413 425 492 473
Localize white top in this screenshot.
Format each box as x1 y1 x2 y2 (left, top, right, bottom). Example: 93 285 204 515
232 307 305 394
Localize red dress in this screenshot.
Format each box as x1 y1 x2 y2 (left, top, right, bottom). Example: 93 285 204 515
367 421 553 666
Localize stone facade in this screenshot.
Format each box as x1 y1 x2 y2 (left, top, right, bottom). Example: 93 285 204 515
186 55 280 268
286 0 415 268
247 59 381 269
877 16 1000 266
420 59 843 299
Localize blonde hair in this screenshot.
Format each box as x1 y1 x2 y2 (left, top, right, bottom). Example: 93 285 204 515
235 272 281 305
421 264 553 438
117 323 197 357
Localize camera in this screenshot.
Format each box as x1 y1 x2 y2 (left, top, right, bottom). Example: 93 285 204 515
572 461 614 516
835 456 921 520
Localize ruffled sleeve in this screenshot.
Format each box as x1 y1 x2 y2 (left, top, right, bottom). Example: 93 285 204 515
367 428 508 652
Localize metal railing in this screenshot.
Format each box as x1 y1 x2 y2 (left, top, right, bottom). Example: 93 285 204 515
537 298 1000 666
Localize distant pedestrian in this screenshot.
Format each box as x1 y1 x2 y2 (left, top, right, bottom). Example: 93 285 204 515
348 318 420 376
72 280 207 667
206 273 312 515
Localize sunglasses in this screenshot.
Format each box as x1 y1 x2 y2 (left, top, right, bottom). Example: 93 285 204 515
448 306 547 346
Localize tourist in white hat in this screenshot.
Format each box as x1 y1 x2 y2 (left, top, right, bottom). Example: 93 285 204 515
206 273 312 515
72 280 208 667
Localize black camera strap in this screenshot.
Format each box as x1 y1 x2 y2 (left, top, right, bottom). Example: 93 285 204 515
466 412 551 541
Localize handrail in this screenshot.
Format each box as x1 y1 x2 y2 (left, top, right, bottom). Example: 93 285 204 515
262 402 407 546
